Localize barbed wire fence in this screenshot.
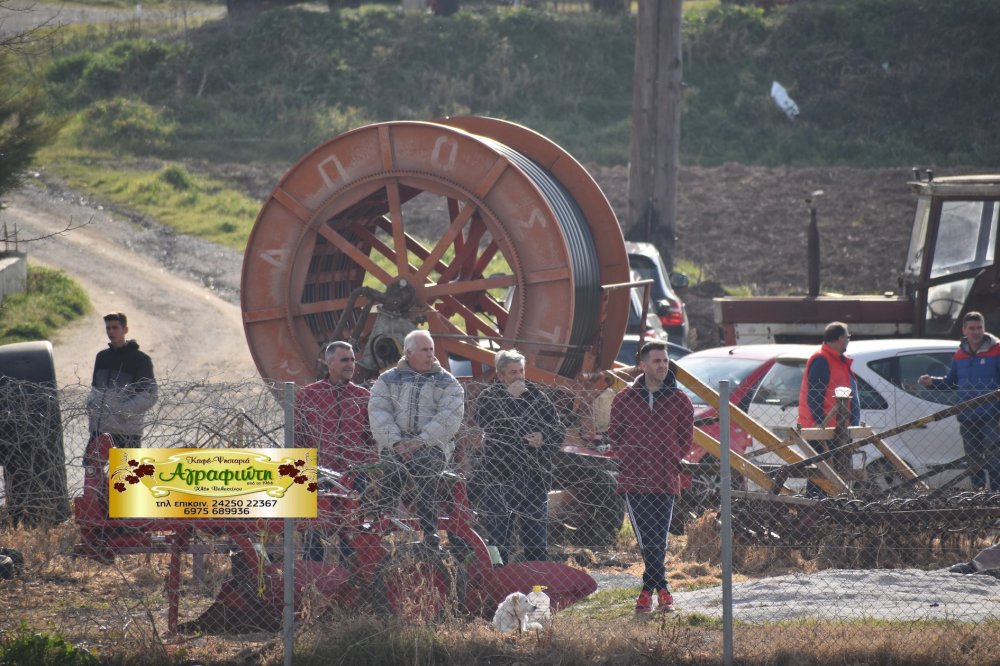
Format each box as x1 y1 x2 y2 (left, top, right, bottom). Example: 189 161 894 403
0 375 997 662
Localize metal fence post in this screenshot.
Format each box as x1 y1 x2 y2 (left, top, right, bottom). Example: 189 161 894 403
283 382 296 666
718 380 733 666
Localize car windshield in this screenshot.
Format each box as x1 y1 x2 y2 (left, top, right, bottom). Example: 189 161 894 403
675 356 764 405
628 255 668 300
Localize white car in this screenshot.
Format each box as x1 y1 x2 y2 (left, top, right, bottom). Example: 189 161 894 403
742 339 965 491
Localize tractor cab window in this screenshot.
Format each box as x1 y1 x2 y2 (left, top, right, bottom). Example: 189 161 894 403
923 200 998 334
904 197 931 278
928 200 997 279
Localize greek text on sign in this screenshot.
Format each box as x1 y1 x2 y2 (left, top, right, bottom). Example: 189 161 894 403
108 448 318 519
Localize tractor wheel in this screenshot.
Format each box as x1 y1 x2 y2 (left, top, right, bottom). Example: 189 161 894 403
374 544 458 623
0 546 23 579
671 456 744 534
0 342 70 527
551 455 623 549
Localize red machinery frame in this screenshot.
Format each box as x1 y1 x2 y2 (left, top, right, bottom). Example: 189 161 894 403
73 435 597 633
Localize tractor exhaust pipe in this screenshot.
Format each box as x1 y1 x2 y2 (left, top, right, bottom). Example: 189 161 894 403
805 191 823 297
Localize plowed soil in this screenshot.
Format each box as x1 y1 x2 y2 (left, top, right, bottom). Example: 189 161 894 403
589 164 974 349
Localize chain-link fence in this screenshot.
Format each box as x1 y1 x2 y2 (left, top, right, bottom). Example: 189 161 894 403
0 372 997 663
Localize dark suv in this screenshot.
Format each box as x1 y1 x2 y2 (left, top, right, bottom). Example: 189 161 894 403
625 241 689 346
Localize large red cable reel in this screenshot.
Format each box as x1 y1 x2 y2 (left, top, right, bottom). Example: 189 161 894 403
241 117 631 385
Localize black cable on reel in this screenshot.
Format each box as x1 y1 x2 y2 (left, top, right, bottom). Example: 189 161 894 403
482 138 602 377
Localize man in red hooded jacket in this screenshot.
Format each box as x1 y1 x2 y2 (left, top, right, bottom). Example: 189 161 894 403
608 340 693 614
295 341 376 561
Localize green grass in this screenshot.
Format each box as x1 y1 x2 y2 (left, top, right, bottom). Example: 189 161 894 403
0 264 92 345
46 154 261 249
41 5 220 60
25 0 1000 169
0 622 98 665
682 0 721 17
60 0 216 7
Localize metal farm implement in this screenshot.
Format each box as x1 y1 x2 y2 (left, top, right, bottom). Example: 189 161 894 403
679 367 1000 552
73 434 596 633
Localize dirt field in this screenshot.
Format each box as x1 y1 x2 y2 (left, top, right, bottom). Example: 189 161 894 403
591 163 957 349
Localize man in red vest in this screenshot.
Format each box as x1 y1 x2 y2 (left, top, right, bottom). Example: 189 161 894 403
797 321 860 495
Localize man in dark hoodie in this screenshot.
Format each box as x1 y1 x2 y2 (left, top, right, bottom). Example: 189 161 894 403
608 340 693 614
87 312 158 447
919 311 1000 490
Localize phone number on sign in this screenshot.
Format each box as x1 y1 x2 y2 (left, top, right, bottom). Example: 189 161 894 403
181 499 278 516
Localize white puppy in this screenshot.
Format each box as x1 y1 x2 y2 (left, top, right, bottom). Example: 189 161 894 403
492 591 544 634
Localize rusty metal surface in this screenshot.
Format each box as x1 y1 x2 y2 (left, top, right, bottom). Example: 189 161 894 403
714 295 914 324
731 490 1000 550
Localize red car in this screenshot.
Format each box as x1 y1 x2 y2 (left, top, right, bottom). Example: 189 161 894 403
670 344 813 529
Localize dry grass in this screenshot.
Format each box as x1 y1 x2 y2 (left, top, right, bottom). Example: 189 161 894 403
1 514 997 665
286 612 1000 666
678 511 991 576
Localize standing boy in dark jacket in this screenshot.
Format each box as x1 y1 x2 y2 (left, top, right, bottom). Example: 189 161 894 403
87 312 157 447
608 341 693 613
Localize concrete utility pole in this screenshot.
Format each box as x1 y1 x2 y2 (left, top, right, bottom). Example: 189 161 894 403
626 0 683 270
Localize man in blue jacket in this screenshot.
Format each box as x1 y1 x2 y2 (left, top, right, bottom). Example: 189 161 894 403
919 311 1000 490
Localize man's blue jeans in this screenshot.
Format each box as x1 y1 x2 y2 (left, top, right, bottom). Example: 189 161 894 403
959 418 1000 490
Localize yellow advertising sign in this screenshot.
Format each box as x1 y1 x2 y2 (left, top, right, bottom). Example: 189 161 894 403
108 448 318 519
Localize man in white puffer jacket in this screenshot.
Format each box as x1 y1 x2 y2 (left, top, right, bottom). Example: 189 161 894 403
368 330 464 547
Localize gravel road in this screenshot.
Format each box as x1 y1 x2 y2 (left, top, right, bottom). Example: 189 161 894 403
675 567 1000 623
3 178 256 385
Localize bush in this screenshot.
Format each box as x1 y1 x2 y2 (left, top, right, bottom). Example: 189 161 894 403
80 97 176 153
45 38 182 108
0 623 98 666
158 163 195 190
0 266 91 345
